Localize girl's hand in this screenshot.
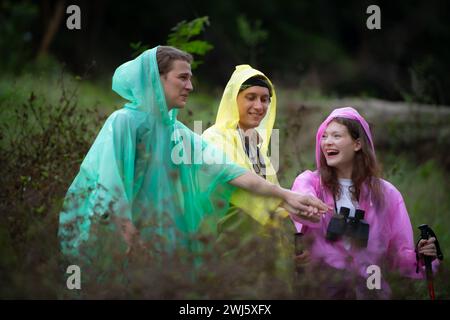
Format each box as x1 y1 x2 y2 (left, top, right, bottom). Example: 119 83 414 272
295 249 311 265
418 237 437 259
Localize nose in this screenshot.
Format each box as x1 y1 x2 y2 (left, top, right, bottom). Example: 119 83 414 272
253 99 264 112
186 79 193 92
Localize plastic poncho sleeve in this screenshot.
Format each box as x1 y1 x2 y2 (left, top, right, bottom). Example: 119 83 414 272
290 170 325 230
203 127 285 226
58 109 139 256
386 193 440 279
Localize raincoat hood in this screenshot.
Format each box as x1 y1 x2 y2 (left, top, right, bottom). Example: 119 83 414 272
202 65 285 225
215 64 277 153
112 46 177 125
315 107 375 169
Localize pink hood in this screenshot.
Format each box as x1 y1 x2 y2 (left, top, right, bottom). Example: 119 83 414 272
315 107 375 169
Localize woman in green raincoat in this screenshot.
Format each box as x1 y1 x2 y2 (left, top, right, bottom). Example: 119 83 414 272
58 47 327 261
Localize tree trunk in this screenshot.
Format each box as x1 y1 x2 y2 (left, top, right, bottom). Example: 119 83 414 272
38 0 66 57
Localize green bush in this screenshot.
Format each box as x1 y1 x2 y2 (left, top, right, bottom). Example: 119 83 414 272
0 72 106 298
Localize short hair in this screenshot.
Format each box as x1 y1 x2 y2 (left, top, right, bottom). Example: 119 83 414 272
239 75 273 97
156 46 193 75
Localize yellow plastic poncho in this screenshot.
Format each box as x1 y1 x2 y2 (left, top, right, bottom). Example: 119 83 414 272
202 65 288 226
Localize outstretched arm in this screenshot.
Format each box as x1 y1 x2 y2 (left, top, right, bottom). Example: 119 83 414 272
229 171 329 219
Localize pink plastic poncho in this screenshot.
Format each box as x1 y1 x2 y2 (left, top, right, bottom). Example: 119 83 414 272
290 107 438 293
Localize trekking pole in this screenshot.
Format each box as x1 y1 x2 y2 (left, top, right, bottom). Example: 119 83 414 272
294 231 304 275
416 224 444 300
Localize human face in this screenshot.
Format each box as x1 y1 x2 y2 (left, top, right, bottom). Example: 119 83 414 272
160 60 193 110
320 120 361 178
237 86 270 131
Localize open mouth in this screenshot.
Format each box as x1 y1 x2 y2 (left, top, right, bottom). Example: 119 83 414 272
326 149 340 157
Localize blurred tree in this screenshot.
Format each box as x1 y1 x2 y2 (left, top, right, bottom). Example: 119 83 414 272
0 0 38 72
38 0 65 57
166 16 214 69
236 15 268 67
3 0 450 104
129 16 213 70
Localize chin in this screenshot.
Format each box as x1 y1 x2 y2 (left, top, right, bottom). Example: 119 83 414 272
173 103 186 109
251 120 262 127
325 160 338 167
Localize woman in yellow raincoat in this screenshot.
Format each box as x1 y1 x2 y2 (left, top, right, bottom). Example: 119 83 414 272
202 65 314 273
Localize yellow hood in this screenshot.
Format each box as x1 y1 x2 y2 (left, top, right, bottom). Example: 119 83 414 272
215 64 276 154
203 65 287 225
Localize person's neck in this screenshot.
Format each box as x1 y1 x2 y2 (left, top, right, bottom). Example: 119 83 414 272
238 124 255 134
336 165 353 179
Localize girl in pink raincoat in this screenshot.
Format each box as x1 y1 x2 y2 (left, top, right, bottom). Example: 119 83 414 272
290 107 438 299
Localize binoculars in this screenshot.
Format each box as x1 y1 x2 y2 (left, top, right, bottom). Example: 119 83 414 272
326 207 369 248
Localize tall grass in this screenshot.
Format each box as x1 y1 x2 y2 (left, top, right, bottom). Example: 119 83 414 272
0 72 448 299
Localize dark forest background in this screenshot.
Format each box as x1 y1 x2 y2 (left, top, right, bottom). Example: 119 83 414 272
2 0 450 104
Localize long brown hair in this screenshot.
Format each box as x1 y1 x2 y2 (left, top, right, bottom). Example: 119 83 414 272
319 117 384 209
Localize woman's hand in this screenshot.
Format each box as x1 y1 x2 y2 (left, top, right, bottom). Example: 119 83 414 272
295 249 311 266
417 237 437 259
281 190 330 222
282 201 320 222
114 217 146 255
229 172 331 218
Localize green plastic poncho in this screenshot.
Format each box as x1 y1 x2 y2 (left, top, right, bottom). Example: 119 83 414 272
58 47 247 258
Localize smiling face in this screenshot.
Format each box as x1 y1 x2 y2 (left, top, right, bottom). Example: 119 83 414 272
160 60 193 110
320 120 361 178
237 86 270 131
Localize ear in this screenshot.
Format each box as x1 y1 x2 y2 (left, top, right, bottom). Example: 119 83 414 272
354 138 362 152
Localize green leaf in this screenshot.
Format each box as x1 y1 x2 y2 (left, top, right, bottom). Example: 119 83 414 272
166 16 213 69
129 41 150 58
